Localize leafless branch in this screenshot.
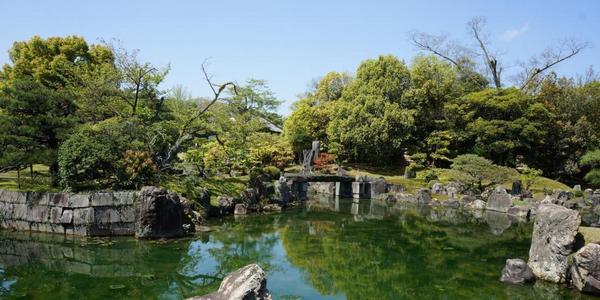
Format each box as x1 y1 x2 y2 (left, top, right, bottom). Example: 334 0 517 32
519 39 590 90
467 16 502 89
410 31 461 67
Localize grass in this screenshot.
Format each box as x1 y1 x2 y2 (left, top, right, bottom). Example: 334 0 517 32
0 164 59 192
162 175 249 205
341 163 571 196
579 227 600 244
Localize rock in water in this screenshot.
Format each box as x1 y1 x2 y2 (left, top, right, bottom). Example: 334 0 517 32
486 187 511 213
527 204 581 283
188 264 272 300
135 187 185 239
500 258 535 284
570 243 600 295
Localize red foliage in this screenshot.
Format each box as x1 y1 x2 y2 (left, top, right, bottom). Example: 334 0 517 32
314 153 335 170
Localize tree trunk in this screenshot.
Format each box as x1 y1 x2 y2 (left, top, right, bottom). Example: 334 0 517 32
30 164 33 179
17 166 21 190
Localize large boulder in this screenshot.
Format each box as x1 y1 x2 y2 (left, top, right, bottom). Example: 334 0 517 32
500 258 535 284
188 264 272 300
486 187 511 213
135 187 185 239
570 243 600 295
527 204 581 283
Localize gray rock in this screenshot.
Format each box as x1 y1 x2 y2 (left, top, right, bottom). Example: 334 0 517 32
446 186 458 199
135 186 185 239
500 258 535 284
527 204 581 283
234 204 247 215
431 182 445 194
486 188 512 213
369 178 386 199
574 185 582 193
215 196 235 216
462 195 475 203
262 204 282 213
385 184 404 193
383 194 398 203
274 178 292 203
472 199 486 210
445 182 466 194
570 243 600 295
415 189 431 204
188 264 271 300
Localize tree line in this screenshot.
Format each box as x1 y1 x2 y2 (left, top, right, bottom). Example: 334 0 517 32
0 36 291 190
283 17 600 186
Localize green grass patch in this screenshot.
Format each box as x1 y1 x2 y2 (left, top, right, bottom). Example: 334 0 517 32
341 164 571 195
579 227 600 244
162 175 249 205
0 165 59 192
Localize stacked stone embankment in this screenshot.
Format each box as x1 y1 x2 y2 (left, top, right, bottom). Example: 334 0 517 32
0 190 137 236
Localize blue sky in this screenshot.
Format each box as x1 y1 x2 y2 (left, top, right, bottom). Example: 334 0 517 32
1 0 599 115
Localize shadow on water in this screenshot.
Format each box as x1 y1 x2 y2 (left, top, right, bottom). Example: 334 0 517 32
0 194 594 299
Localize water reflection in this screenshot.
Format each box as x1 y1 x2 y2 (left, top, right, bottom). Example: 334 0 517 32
0 197 592 300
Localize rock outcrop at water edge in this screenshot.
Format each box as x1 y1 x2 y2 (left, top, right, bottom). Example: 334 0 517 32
188 264 272 300
135 186 186 239
527 204 581 283
570 243 600 295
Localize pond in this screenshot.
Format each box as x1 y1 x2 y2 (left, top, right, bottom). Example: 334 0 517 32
0 196 593 300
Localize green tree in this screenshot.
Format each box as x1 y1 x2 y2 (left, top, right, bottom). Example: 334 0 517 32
327 55 415 164
446 88 551 166
580 150 600 186
0 79 77 183
450 154 515 192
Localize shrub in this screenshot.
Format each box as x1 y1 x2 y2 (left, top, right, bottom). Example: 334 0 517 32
450 154 514 192
262 166 281 179
120 150 158 189
422 170 438 183
58 118 147 189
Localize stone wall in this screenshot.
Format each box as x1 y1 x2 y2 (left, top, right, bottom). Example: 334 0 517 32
0 190 137 236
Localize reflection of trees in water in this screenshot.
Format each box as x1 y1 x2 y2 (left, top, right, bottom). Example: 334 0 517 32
279 206 535 300
0 232 193 299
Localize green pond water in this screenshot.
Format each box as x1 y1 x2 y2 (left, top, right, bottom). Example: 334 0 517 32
0 196 595 300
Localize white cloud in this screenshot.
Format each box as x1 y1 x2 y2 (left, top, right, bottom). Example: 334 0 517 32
502 23 530 41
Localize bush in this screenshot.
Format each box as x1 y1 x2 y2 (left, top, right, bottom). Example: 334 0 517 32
262 166 281 179
450 154 514 192
58 118 147 190
120 150 158 189
422 170 438 183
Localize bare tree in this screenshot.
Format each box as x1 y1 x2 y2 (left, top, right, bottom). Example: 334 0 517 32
410 31 474 70
518 39 590 90
411 16 589 91
159 61 237 166
467 17 503 89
